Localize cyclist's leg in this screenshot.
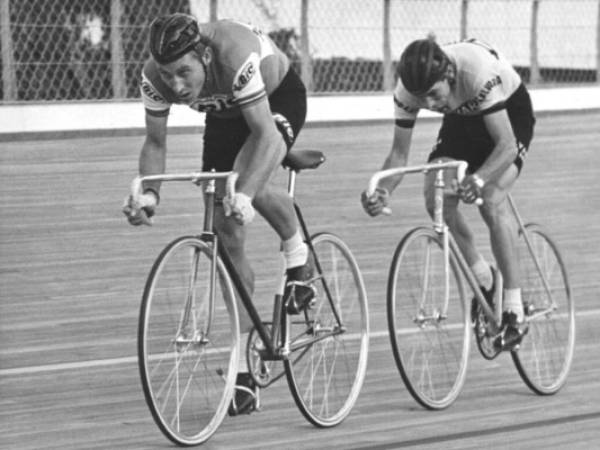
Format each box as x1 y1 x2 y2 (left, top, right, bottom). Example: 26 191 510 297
425 115 495 289
203 113 256 334
253 65 307 249
477 164 531 349
252 158 316 314
478 165 520 295
204 121 261 415
479 84 534 331
212 206 255 332
255 68 315 314
253 65 307 245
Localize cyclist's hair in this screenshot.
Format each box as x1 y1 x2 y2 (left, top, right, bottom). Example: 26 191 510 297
149 13 209 65
398 37 450 96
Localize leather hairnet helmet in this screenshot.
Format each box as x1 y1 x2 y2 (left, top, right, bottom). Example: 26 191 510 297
149 14 206 64
398 38 450 95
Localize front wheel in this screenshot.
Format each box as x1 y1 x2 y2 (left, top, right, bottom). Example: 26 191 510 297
511 223 575 395
138 236 240 446
285 232 369 427
387 227 470 410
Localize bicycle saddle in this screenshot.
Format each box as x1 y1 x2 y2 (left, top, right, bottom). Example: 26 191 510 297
283 149 326 171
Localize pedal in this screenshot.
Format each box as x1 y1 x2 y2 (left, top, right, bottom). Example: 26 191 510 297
494 324 528 352
228 373 260 416
285 282 317 315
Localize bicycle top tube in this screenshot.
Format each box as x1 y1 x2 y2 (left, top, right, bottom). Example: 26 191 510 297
129 171 237 201
366 160 469 197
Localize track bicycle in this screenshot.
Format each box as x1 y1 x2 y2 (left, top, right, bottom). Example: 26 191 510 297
132 149 369 446
366 160 575 410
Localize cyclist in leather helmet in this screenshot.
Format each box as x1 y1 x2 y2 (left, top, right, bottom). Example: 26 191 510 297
362 36 536 348
123 13 314 414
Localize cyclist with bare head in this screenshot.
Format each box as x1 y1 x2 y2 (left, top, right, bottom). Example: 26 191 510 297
122 13 313 414
361 37 535 347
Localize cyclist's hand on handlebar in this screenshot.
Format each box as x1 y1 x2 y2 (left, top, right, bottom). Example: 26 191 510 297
122 191 158 226
361 187 390 217
223 192 255 225
458 174 484 204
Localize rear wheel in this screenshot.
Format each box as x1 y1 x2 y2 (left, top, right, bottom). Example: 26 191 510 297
285 232 369 427
138 236 239 446
511 224 575 395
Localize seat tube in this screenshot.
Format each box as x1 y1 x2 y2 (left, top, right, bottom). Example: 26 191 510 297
433 169 451 309
287 170 297 197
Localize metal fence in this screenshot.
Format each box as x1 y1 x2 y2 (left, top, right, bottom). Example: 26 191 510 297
1 0 599 103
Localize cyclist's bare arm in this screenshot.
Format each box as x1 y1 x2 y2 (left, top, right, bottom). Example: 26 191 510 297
233 98 286 198
140 112 169 195
122 112 168 226
477 109 519 184
376 125 413 193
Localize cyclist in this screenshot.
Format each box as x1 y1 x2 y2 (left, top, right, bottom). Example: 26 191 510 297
361 37 535 349
122 13 314 413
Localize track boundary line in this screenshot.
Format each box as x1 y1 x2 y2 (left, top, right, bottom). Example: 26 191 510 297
2 306 597 376
348 411 600 449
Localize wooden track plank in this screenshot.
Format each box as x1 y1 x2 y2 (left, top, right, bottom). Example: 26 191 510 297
1 111 599 448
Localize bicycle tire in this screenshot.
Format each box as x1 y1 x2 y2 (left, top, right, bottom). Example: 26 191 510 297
138 236 240 446
387 227 470 410
284 232 369 427
511 223 575 395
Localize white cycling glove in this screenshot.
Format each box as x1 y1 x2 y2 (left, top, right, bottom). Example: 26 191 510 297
223 192 255 225
361 187 390 217
122 191 158 226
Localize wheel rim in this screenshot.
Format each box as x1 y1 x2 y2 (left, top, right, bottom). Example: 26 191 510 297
139 238 239 445
512 226 575 394
285 233 369 426
388 228 470 409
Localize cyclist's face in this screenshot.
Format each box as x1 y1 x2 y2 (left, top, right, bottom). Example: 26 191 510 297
423 79 451 113
157 52 206 103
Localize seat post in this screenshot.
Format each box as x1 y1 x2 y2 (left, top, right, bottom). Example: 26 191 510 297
287 169 297 198
203 178 216 233
433 168 446 233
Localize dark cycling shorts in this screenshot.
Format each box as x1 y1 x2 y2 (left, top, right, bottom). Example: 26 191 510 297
202 68 307 172
428 83 535 174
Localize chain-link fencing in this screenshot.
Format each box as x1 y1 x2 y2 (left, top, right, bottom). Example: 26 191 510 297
1 0 599 102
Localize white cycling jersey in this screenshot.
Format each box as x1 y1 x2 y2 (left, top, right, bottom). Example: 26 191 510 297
394 39 522 122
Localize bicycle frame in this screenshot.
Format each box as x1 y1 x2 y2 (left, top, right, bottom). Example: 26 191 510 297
214 167 346 361
368 160 561 331
368 161 500 331
131 166 346 363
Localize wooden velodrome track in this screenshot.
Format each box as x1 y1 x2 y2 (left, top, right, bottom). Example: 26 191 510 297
1 110 599 450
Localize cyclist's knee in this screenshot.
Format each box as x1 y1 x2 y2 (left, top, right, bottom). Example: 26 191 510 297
479 194 511 228
216 209 246 252
252 185 274 209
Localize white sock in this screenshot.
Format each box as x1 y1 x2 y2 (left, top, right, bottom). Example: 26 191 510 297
282 231 308 269
503 288 524 322
471 258 493 291
238 332 250 373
